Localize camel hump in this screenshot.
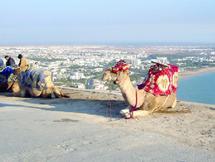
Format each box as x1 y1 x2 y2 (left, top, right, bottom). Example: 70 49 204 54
139 63 179 96
18 69 53 90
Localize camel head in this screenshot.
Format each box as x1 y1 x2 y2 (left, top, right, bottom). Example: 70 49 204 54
102 69 117 81
113 70 130 85
102 60 131 85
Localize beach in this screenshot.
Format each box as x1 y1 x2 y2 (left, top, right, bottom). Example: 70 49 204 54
0 89 215 161
180 66 215 77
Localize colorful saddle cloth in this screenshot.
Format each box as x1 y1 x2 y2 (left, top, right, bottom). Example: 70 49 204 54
0 66 14 84
138 63 179 96
19 69 51 90
111 60 130 73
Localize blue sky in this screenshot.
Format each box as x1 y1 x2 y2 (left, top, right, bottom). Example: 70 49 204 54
0 0 215 45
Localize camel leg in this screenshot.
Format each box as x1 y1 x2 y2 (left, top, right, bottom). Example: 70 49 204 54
53 87 70 98
11 82 22 97
162 93 177 109
40 89 53 98
30 88 42 97
171 97 177 108
11 82 27 97
120 107 150 118
40 87 61 98
53 87 62 98
131 110 150 118
39 87 59 98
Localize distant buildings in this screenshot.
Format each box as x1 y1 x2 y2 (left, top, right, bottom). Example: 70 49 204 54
0 46 215 90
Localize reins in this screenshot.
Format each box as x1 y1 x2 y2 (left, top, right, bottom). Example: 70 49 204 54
126 89 138 119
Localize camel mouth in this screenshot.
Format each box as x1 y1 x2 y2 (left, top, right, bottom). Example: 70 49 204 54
113 77 119 84
102 69 117 82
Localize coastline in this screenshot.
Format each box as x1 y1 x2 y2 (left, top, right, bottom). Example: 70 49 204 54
180 66 215 77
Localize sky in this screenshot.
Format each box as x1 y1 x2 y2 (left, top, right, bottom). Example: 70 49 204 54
0 0 215 45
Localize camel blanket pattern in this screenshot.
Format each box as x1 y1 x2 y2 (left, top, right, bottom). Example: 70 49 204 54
0 66 14 84
18 69 51 90
111 60 179 96
138 63 179 96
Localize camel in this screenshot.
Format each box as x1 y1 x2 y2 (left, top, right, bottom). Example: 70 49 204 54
11 67 68 98
102 62 178 118
0 66 16 92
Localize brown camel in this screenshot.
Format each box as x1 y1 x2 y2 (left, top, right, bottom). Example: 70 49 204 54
103 68 177 118
11 67 68 98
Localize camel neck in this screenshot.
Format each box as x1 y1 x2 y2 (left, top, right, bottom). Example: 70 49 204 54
118 76 137 106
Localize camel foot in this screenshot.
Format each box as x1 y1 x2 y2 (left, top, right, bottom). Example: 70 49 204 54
120 108 132 119
171 99 177 108
132 110 150 118
52 87 70 98
120 108 130 116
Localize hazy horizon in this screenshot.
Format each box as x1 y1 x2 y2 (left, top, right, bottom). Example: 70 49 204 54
1 0 215 45
0 41 214 47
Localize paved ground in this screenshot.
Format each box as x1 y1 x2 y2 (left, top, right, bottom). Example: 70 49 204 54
0 93 215 162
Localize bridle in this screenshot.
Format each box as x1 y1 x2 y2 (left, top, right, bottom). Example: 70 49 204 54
112 70 126 85
111 69 138 119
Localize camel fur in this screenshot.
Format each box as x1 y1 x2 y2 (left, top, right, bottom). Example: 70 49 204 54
12 67 67 98
102 69 177 118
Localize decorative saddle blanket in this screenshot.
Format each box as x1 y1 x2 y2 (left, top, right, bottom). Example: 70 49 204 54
111 60 179 96
138 63 179 96
19 69 51 90
0 66 14 84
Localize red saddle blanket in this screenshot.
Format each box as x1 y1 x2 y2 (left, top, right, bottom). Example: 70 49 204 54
138 63 179 96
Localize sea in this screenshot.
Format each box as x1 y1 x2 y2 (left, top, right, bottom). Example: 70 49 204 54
177 71 215 105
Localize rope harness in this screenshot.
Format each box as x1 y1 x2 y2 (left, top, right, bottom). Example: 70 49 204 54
126 90 138 119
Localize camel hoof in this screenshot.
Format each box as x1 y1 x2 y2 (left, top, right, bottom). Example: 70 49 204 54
120 109 133 119
120 109 129 116
124 113 133 119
